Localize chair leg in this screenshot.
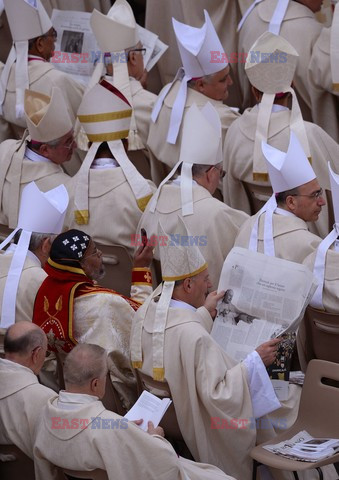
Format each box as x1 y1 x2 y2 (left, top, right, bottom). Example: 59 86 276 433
252 460 259 480
292 472 299 480
315 467 323 480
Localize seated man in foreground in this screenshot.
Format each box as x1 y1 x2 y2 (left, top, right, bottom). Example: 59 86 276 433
0 322 55 458
33 343 235 480
131 218 281 480
33 229 153 410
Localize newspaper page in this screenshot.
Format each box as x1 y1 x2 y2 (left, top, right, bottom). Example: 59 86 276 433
211 247 317 399
263 430 339 462
50 9 100 85
137 25 168 72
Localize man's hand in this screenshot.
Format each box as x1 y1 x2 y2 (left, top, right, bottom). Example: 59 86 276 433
138 69 148 88
204 290 225 319
133 242 153 268
147 421 164 437
256 338 281 366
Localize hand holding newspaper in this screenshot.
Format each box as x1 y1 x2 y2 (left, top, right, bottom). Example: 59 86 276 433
211 247 317 400
124 391 172 432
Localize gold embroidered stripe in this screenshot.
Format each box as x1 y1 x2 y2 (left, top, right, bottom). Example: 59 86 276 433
86 130 130 142
78 110 132 123
253 172 269 182
162 262 208 282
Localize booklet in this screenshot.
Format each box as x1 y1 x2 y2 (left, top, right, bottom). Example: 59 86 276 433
263 431 339 462
124 391 172 432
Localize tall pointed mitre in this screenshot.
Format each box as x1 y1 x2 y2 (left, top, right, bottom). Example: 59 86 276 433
0 0 52 118
0 181 69 328
131 217 207 380
149 101 222 216
151 10 227 145
249 132 315 257
25 87 73 142
0 87 73 230
312 162 339 309
245 31 311 182
75 79 153 224
331 2 339 91
89 0 143 150
262 131 315 194
238 0 289 34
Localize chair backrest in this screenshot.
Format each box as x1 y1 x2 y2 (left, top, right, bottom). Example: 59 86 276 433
101 373 126 416
304 306 339 364
0 224 12 243
0 444 35 480
326 189 334 233
95 243 133 298
135 370 184 442
242 182 272 215
295 359 339 438
63 468 108 479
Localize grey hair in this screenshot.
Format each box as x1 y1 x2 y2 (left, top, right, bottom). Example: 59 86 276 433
275 187 300 206
64 344 107 387
13 230 56 252
187 72 215 89
4 326 45 355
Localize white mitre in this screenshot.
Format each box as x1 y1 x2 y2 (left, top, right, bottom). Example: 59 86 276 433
245 31 311 182
249 132 315 257
151 9 227 145
149 101 222 216
263 131 315 193
312 163 339 309
25 87 73 143
0 0 52 118
0 182 69 328
89 0 148 151
131 217 207 381
75 79 153 225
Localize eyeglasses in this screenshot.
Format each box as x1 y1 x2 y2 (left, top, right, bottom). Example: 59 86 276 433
82 247 102 260
42 28 57 40
208 165 226 179
55 137 76 151
290 188 324 200
128 48 146 57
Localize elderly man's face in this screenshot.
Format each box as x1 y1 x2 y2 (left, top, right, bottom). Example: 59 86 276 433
201 66 233 102
80 240 105 281
43 130 76 164
288 178 326 222
187 269 212 309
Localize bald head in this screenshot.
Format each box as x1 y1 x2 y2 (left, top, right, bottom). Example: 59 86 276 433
64 344 108 397
4 322 47 374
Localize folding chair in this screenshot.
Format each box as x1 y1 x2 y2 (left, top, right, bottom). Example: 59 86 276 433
297 306 339 372
0 444 35 480
242 182 272 215
95 243 133 298
135 369 193 459
63 468 108 479
251 360 339 480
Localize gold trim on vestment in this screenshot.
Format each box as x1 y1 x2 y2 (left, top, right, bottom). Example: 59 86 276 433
162 263 208 282
74 209 89 225
78 110 132 123
86 130 130 142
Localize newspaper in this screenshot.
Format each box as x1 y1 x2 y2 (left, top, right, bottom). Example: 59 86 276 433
263 430 339 462
137 25 168 72
50 9 100 85
211 247 317 399
50 10 168 85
